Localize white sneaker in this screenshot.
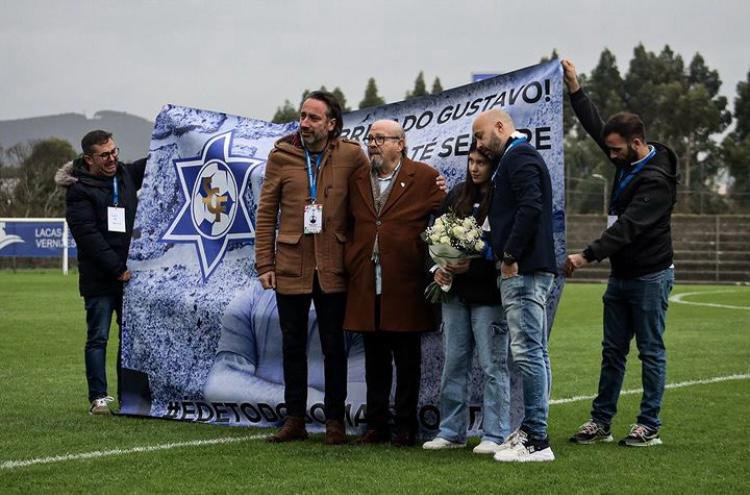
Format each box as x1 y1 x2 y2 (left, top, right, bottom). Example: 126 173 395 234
89 396 114 415
473 440 503 454
422 437 466 450
495 428 526 451
494 436 555 463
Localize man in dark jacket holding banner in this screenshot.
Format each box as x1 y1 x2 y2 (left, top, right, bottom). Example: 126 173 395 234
57 130 146 415
473 109 558 462
562 59 678 447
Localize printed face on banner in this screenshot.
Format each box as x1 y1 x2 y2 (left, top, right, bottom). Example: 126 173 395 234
123 60 566 434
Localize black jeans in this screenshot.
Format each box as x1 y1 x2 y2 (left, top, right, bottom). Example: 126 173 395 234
362 329 422 433
275 275 347 421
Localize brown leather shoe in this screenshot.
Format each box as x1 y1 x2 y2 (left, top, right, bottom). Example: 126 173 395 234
356 428 390 445
324 419 347 445
391 429 416 447
266 416 308 443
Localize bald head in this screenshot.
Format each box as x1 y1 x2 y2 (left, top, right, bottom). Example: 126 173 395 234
472 109 516 160
475 109 514 128
372 119 404 135
368 119 407 173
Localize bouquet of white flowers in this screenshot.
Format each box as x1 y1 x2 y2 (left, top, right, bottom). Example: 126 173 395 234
423 210 487 303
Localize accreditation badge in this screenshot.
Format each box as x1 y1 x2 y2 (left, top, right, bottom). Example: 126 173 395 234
304 204 323 234
108 207 126 233
607 215 618 229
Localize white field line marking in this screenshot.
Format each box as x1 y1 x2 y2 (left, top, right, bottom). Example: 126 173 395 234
670 289 750 311
2 374 749 471
550 373 750 405
0 433 266 470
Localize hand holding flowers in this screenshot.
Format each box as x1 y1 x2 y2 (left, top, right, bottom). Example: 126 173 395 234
423 210 487 303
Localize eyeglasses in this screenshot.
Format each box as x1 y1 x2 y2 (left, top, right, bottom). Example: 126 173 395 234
363 135 401 146
90 147 120 160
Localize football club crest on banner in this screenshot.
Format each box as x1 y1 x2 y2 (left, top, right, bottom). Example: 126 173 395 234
161 131 263 280
123 61 567 434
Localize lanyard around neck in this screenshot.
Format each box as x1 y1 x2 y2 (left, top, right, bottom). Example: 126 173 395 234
303 148 324 203
611 145 656 207
491 135 529 184
112 176 119 207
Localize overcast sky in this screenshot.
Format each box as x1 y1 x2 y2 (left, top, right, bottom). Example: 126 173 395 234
1 0 748 122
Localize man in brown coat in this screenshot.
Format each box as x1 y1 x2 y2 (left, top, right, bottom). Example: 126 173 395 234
255 91 369 444
344 119 446 446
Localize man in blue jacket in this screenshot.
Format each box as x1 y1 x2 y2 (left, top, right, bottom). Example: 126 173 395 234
57 130 147 415
562 59 677 447
472 109 557 462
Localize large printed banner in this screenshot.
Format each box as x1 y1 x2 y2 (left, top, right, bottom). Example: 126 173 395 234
121 60 565 436
0 219 76 257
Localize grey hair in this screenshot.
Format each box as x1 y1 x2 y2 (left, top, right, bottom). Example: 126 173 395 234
398 126 408 157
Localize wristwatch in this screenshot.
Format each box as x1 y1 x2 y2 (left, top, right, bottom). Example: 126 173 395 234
502 252 516 265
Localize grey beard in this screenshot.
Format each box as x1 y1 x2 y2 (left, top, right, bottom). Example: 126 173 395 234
370 155 384 170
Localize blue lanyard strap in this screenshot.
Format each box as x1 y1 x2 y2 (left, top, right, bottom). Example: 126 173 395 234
304 149 323 203
505 136 527 153
112 176 120 206
610 145 656 209
491 135 529 184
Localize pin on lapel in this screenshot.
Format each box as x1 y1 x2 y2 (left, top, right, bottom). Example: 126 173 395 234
400 182 405 188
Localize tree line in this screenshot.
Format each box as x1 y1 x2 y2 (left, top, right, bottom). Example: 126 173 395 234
555 45 749 214
1 44 748 218
271 72 443 123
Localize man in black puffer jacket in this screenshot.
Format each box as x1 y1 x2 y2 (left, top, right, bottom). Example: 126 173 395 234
562 59 678 448
56 130 147 415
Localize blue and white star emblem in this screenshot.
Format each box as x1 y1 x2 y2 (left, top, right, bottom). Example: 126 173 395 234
162 131 264 280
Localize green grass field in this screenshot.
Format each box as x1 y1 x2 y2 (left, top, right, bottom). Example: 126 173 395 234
1 270 748 494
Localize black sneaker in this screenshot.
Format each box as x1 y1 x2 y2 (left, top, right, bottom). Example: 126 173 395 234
619 424 662 447
570 419 613 445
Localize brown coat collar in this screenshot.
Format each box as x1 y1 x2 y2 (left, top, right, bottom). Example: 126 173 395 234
354 157 418 218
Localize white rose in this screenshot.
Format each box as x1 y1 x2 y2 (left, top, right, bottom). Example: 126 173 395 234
466 229 477 241
462 217 474 228
439 236 450 245
430 233 441 243
474 239 485 251
452 226 466 238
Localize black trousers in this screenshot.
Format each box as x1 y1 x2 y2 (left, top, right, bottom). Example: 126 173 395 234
362 299 422 432
275 275 347 421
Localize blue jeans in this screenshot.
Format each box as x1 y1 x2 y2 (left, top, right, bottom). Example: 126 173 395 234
437 296 510 444
592 267 674 429
84 295 122 402
499 272 554 440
